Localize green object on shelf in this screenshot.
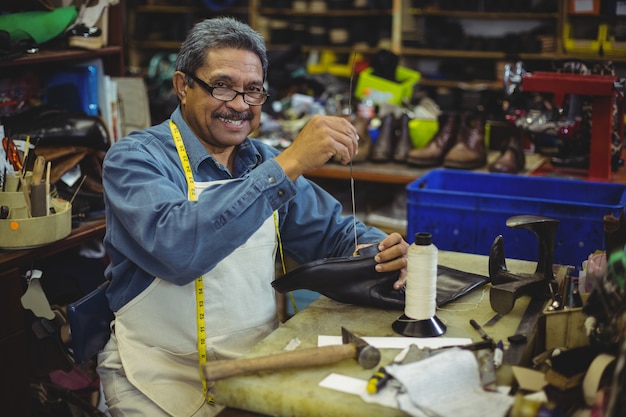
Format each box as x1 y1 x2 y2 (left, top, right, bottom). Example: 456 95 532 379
0 6 77 44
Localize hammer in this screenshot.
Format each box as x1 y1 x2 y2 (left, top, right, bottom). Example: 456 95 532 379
203 327 380 382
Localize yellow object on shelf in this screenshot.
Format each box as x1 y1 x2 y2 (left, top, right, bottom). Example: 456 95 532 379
408 118 439 149
306 50 363 78
602 23 626 53
563 22 605 54
355 66 421 105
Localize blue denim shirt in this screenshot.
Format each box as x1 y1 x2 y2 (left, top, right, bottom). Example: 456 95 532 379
102 107 387 312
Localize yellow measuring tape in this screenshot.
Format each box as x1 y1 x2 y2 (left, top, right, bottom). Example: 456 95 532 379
169 120 212 403
169 120 294 403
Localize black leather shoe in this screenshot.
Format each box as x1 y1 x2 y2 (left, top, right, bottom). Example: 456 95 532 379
272 244 490 310
272 244 405 310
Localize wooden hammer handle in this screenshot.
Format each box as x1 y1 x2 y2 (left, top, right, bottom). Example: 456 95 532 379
203 343 356 381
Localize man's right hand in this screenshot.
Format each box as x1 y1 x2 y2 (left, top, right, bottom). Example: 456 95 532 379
275 114 360 181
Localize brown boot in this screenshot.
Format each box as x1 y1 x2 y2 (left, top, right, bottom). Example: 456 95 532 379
407 112 459 167
392 113 411 163
370 113 396 162
489 134 526 174
444 112 487 170
351 116 372 163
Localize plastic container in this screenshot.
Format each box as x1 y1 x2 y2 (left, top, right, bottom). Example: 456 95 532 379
355 66 421 105
563 22 604 54
406 169 626 267
408 118 439 149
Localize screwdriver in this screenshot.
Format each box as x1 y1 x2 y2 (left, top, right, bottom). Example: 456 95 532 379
366 366 391 394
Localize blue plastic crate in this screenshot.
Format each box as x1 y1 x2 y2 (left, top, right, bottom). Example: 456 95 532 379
407 169 626 267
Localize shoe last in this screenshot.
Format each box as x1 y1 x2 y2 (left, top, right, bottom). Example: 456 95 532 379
369 113 396 163
271 243 404 310
443 112 487 170
406 112 459 167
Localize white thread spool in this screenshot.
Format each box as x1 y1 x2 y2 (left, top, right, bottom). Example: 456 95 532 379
405 232 438 320
392 232 446 337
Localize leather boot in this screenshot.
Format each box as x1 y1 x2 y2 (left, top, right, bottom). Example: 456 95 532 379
369 113 396 162
406 112 459 167
444 112 487 170
351 116 371 163
489 134 526 174
392 113 411 163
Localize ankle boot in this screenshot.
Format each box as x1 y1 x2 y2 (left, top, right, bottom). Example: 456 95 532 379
489 134 526 174
443 112 487 170
370 113 396 162
392 113 412 163
351 116 372 163
407 112 459 167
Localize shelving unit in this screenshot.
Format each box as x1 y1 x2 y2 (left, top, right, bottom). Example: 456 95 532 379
0 2 125 415
126 2 250 75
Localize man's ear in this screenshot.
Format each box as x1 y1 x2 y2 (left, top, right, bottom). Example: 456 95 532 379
172 71 188 102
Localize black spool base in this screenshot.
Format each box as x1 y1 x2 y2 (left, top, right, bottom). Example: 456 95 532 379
392 314 446 337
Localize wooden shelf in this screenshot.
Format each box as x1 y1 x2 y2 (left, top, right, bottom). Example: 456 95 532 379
306 162 427 184
258 7 392 16
408 10 559 19
0 218 106 273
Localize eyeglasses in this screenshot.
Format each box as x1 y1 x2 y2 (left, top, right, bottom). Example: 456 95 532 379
184 72 269 106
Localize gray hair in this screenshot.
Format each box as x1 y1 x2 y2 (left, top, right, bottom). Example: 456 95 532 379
176 17 268 80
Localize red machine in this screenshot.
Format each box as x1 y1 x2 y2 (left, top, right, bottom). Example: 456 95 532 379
505 64 625 182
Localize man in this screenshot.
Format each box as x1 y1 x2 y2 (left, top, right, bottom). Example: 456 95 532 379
98 17 408 417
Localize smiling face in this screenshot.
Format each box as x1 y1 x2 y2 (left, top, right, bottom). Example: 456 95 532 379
174 47 264 164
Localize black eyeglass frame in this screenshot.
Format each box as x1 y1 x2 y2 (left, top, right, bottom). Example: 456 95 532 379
184 72 269 106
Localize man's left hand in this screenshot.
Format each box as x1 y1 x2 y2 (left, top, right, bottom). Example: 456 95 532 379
375 233 409 290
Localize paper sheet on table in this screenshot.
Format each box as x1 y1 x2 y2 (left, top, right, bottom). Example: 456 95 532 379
318 335 472 349
318 373 399 409
387 348 514 417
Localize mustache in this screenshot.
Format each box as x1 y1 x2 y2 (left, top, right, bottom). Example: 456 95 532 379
213 111 254 121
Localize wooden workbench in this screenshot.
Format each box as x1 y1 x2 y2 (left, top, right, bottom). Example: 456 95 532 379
214 251 543 417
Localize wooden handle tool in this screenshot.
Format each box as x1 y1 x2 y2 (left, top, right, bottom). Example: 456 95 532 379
203 327 380 382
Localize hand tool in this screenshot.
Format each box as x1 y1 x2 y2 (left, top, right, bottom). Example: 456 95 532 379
469 319 495 347
30 155 47 217
203 327 380 382
493 340 503 368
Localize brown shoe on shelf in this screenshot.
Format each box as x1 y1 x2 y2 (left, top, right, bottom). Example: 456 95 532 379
392 113 411 163
443 112 487 170
407 112 459 167
370 113 396 163
351 116 372 163
489 134 526 174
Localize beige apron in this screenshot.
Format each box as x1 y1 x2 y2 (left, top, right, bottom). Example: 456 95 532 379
113 180 279 416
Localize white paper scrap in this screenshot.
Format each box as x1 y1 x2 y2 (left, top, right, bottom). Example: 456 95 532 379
318 335 472 349
318 373 399 409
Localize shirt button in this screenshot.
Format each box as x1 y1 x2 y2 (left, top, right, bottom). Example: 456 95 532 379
268 176 276 184
277 189 285 197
